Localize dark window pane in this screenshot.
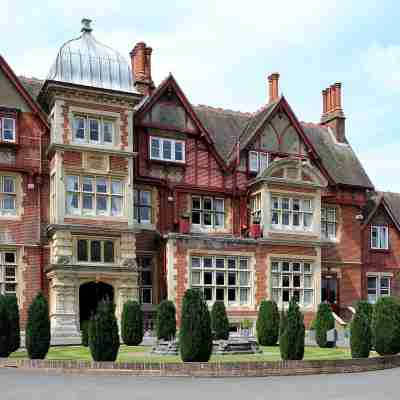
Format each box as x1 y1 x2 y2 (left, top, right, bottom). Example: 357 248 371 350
141 271 152 286
228 272 236 286
104 241 114 263
228 288 236 301
282 275 290 287
204 257 213 268
77 240 88 262
282 289 290 302
91 241 101 262
293 275 301 288
216 288 224 301
293 290 300 302
141 288 152 304
204 271 213 285
192 211 201 224
4 252 15 263
204 287 213 301
203 212 212 226
216 271 225 285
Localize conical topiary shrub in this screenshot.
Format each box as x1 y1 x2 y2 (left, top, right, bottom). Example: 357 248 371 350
279 299 305 360
372 296 400 356
89 298 120 362
121 300 143 346
256 300 280 346
211 301 230 340
180 289 212 362
315 303 335 348
26 292 50 360
156 300 176 341
0 295 11 357
350 300 371 358
4 295 20 353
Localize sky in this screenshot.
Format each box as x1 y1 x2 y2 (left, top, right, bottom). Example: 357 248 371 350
2 0 400 192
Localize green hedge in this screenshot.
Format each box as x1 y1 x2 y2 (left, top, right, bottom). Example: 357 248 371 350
350 300 371 358
315 303 335 348
256 300 280 346
156 300 176 340
180 289 212 362
4 295 20 353
81 320 89 347
0 295 11 357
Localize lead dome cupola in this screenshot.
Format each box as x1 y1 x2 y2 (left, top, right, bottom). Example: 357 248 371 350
47 19 134 92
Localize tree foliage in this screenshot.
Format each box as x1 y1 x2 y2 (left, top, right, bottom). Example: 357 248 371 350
211 301 230 340
156 300 176 340
372 296 400 356
0 295 11 357
256 300 280 346
315 303 335 348
121 300 144 346
25 293 50 360
81 320 89 347
180 289 212 362
4 295 20 353
89 298 120 361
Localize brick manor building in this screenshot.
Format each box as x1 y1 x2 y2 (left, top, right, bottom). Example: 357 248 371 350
1 19 399 340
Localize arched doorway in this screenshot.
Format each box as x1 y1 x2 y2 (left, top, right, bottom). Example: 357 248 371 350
79 281 114 325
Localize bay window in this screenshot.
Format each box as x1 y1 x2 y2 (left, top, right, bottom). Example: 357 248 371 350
190 255 252 305
321 207 337 240
367 275 390 303
271 260 314 307
249 151 269 173
134 189 152 224
191 196 224 228
66 175 123 217
250 193 262 221
73 115 115 145
371 225 388 249
76 239 115 264
271 196 313 231
0 175 16 216
0 251 17 295
150 136 185 162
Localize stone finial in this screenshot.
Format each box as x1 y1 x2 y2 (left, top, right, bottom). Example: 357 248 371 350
81 18 93 33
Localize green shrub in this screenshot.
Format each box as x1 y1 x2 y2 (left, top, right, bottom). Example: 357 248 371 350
180 289 212 362
0 295 11 357
81 320 89 347
156 300 176 340
256 300 280 346
279 299 305 360
372 296 400 356
25 293 50 360
350 300 371 358
315 303 335 348
4 295 20 353
211 301 230 340
121 300 143 346
89 298 120 361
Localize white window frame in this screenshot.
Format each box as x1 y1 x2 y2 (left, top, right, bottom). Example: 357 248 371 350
250 193 262 222
191 196 225 229
271 260 314 308
75 238 115 265
137 256 153 305
249 151 269 173
1 118 16 143
367 274 391 303
134 189 152 224
321 206 337 240
65 175 124 217
271 195 313 232
190 255 252 306
371 225 389 250
0 175 17 216
0 251 17 295
149 136 185 163
72 115 115 146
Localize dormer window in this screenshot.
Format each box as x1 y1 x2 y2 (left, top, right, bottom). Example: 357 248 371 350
0 118 16 142
249 151 269 173
150 136 185 163
371 225 388 250
73 115 115 145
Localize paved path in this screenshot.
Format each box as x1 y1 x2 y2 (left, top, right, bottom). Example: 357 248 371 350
0 368 398 399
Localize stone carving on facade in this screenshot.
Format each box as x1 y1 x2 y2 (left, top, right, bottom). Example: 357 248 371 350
122 257 138 271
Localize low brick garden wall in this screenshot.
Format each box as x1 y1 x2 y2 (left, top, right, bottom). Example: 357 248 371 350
1 355 400 377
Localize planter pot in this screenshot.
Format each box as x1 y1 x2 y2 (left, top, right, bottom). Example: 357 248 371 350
179 218 190 234
251 224 261 239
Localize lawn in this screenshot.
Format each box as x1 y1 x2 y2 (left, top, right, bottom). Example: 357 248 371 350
10 345 357 363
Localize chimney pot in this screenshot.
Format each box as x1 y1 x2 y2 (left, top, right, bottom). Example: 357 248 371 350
267 73 280 103
130 42 154 95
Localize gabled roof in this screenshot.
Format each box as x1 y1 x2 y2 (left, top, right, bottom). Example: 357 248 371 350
0 56 48 129
362 191 400 231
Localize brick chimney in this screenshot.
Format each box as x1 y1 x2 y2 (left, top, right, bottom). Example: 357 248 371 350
130 42 154 95
267 73 280 103
320 82 346 143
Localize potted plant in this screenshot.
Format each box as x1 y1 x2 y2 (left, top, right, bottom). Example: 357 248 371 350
251 216 261 239
179 212 191 234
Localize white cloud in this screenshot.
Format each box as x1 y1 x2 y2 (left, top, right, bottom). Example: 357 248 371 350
365 44 400 92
